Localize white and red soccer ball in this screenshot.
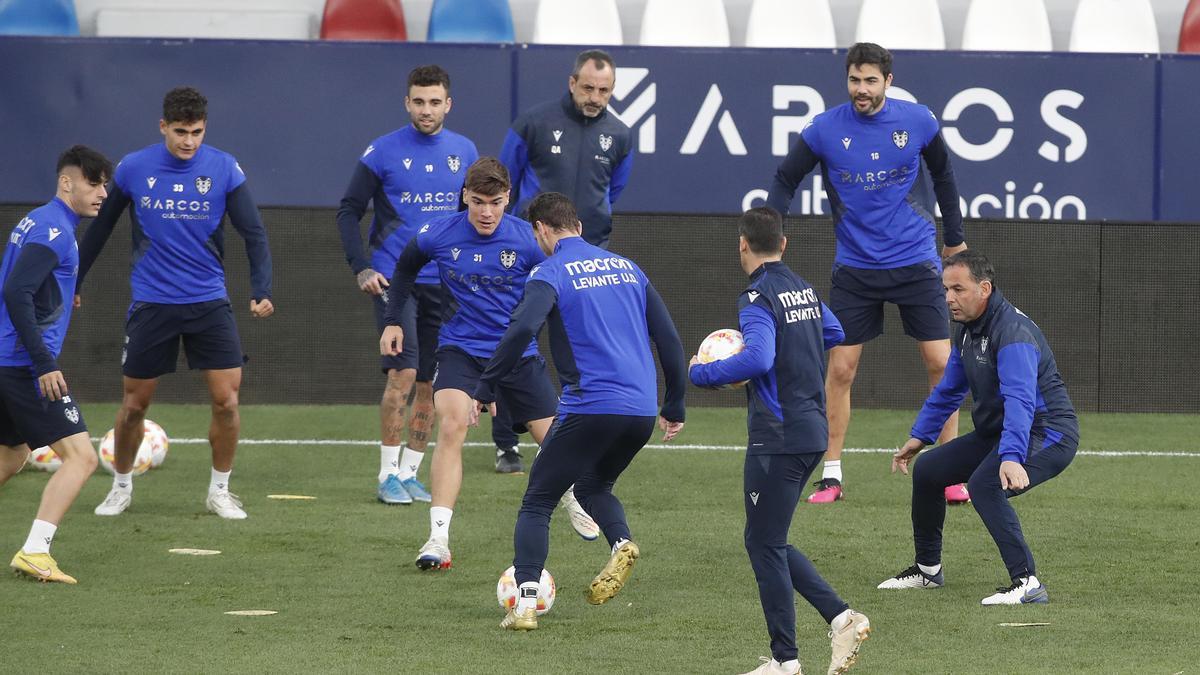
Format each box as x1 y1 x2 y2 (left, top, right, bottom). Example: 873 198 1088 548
98 420 169 475
497 566 556 616
697 328 747 388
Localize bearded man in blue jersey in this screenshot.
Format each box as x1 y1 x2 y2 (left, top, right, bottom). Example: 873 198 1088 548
468 192 687 631
79 87 273 521
1 146 110 584
337 65 479 506
382 158 581 571
767 43 969 505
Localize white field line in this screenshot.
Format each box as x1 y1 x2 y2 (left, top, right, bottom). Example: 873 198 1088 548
126 438 1200 458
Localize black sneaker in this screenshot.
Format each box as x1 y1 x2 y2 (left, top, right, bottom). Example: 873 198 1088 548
495 446 524 474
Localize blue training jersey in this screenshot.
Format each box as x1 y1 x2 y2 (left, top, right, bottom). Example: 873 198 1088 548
767 99 963 270
351 126 479 284
526 237 658 415
0 198 79 368
112 143 245 303
396 211 545 358
690 261 844 455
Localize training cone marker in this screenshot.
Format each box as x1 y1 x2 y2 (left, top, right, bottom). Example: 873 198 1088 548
168 548 221 556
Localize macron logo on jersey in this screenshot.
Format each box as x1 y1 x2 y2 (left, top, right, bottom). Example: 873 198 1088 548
419 224 430 234
48 228 61 241
747 291 760 303
362 145 375 158
147 177 157 188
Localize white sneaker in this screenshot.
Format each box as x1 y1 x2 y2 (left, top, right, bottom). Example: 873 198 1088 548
94 489 132 516
206 491 247 520
828 610 870 675
739 657 802 675
876 564 944 589
415 536 452 571
981 575 1048 605
559 486 600 541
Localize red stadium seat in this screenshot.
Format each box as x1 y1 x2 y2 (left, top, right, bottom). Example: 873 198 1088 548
320 0 407 41
1180 0 1200 52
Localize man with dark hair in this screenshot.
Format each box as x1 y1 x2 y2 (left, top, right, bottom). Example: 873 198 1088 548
382 158 562 571
80 86 273 520
470 192 687 631
690 207 869 675
766 42 968 505
337 64 479 505
880 250 1077 606
497 47 631 536
1 146 111 583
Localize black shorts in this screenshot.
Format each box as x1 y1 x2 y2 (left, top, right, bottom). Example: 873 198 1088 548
0 367 88 448
829 260 950 345
373 283 443 382
123 299 244 379
432 345 558 427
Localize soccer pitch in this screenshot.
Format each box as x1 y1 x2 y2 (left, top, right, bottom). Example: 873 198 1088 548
2 405 1198 674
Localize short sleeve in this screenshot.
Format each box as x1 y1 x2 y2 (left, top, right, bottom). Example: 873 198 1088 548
227 154 247 192
113 158 131 194
799 113 824 156
23 223 70 261
528 262 558 295
359 141 383 177
918 105 941 145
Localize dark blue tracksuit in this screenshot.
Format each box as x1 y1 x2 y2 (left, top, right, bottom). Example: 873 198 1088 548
473 237 686 588
499 94 633 249
909 289 1078 581
689 261 847 664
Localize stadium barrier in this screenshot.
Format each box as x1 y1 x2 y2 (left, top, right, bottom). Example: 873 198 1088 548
2 37 1200 220
0 203 1191 413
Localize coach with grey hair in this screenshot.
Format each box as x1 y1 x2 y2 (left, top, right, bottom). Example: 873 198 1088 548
879 250 1078 606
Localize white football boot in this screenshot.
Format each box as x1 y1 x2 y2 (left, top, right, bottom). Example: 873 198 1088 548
94 489 132 516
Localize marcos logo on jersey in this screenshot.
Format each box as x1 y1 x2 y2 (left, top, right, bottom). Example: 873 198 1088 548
892 130 909 149
499 249 517 269
195 176 212 195
447 155 461 173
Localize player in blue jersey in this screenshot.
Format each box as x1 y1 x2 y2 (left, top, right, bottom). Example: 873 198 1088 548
879 251 1077 606
689 208 869 675
468 193 686 631
337 65 479 505
382 158 595 570
0 146 110 584
79 87 273 520
767 43 969 505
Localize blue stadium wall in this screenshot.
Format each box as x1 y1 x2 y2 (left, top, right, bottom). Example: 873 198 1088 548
0 38 1196 410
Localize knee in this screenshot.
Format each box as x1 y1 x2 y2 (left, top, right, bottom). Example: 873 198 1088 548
384 370 415 404
910 456 940 491
120 395 151 419
211 390 240 418
73 447 99 475
826 358 858 389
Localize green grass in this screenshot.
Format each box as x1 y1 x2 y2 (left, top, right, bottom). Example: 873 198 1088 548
2 405 1198 673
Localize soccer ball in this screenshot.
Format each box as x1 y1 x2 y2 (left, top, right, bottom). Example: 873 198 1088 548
28 446 62 472
697 328 747 388
98 419 168 475
497 566 556 616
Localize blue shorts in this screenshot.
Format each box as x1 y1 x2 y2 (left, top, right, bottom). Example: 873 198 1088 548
123 300 244 379
373 283 442 382
0 366 88 448
829 260 950 345
432 346 558 427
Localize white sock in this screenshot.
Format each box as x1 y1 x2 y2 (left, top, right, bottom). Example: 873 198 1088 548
23 519 56 554
822 460 843 482
112 471 133 494
430 506 452 541
612 537 630 555
209 468 231 494
516 582 540 612
831 608 853 632
777 659 800 673
379 444 401 482
918 562 941 577
397 446 423 481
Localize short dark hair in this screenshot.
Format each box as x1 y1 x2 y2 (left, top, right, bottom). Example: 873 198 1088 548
943 250 995 285
408 64 451 93
526 192 581 233
56 145 112 184
463 157 510 196
162 86 207 124
738 207 784 254
846 42 893 79
572 49 615 77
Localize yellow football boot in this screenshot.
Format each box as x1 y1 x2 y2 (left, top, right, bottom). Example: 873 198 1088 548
586 540 639 605
11 550 77 584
